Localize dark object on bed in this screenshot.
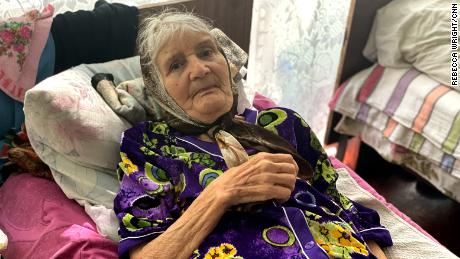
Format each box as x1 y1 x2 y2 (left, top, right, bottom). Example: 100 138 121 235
91 73 115 88
0 125 52 181
51 2 139 73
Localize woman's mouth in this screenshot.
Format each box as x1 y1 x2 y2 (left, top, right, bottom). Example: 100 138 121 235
196 85 218 96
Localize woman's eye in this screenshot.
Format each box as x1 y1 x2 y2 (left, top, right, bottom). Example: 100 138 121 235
169 62 182 72
200 49 213 58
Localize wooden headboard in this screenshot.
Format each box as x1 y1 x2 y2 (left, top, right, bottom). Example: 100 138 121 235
138 0 253 53
325 0 393 145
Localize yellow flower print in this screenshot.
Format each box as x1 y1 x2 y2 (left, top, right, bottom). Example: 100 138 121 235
320 159 337 184
326 186 353 210
192 249 200 259
119 152 138 175
307 219 369 258
204 243 243 259
330 227 353 247
319 225 329 236
204 247 223 259
140 146 157 156
143 133 158 148
316 239 332 254
219 243 237 256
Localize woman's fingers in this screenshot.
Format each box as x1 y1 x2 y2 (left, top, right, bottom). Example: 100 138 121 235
252 153 299 174
261 161 298 175
216 152 301 206
253 152 296 163
251 172 297 190
233 184 292 204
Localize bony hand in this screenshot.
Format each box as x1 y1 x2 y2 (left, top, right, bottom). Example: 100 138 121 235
207 152 299 208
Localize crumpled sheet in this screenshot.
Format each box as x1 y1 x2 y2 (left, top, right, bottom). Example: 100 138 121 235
332 158 458 259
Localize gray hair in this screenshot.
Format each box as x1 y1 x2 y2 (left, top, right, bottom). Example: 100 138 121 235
138 10 214 68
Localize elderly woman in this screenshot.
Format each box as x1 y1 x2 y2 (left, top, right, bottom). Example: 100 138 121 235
114 11 392 259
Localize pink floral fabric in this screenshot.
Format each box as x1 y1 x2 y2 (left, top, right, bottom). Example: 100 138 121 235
0 4 53 102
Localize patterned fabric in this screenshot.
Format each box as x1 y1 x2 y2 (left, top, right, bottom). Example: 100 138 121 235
247 0 352 141
331 64 460 200
0 4 53 101
335 116 460 203
0 123 52 182
0 0 168 20
114 107 392 258
24 56 144 241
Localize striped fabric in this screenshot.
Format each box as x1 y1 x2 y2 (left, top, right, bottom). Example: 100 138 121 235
333 64 460 157
331 63 460 192
335 116 460 202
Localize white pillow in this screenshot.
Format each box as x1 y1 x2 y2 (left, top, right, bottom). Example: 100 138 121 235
25 57 140 173
363 0 451 87
24 56 142 240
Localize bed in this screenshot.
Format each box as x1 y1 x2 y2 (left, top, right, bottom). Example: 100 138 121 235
0 0 458 258
327 0 460 203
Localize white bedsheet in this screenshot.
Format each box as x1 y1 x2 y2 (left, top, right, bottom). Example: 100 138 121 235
336 168 458 259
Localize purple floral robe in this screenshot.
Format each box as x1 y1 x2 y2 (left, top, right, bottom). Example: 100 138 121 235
114 107 392 258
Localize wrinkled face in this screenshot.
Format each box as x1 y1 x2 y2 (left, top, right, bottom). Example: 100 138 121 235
156 30 234 124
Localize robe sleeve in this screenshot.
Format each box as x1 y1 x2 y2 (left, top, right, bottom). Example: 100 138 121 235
113 122 183 257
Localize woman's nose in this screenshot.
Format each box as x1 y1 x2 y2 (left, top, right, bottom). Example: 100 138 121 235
188 57 210 80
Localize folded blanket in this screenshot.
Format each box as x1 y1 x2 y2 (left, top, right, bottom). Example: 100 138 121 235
91 73 146 125
0 4 54 101
332 64 460 160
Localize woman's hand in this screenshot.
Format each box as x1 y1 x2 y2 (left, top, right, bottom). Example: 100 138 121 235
130 152 298 259
208 152 299 208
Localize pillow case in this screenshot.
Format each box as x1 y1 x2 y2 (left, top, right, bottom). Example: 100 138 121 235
24 56 142 240
363 0 451 87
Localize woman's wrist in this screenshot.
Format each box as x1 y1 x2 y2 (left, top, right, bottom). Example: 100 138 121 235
134 183 229 259
202 179 232 210
203 173 238 210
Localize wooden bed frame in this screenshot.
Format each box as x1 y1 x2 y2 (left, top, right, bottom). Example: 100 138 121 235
325 0 392 167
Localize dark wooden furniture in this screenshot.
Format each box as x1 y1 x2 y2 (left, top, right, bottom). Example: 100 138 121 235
138 0 254 53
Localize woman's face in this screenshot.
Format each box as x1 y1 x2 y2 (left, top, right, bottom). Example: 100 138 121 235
156 30 234 124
